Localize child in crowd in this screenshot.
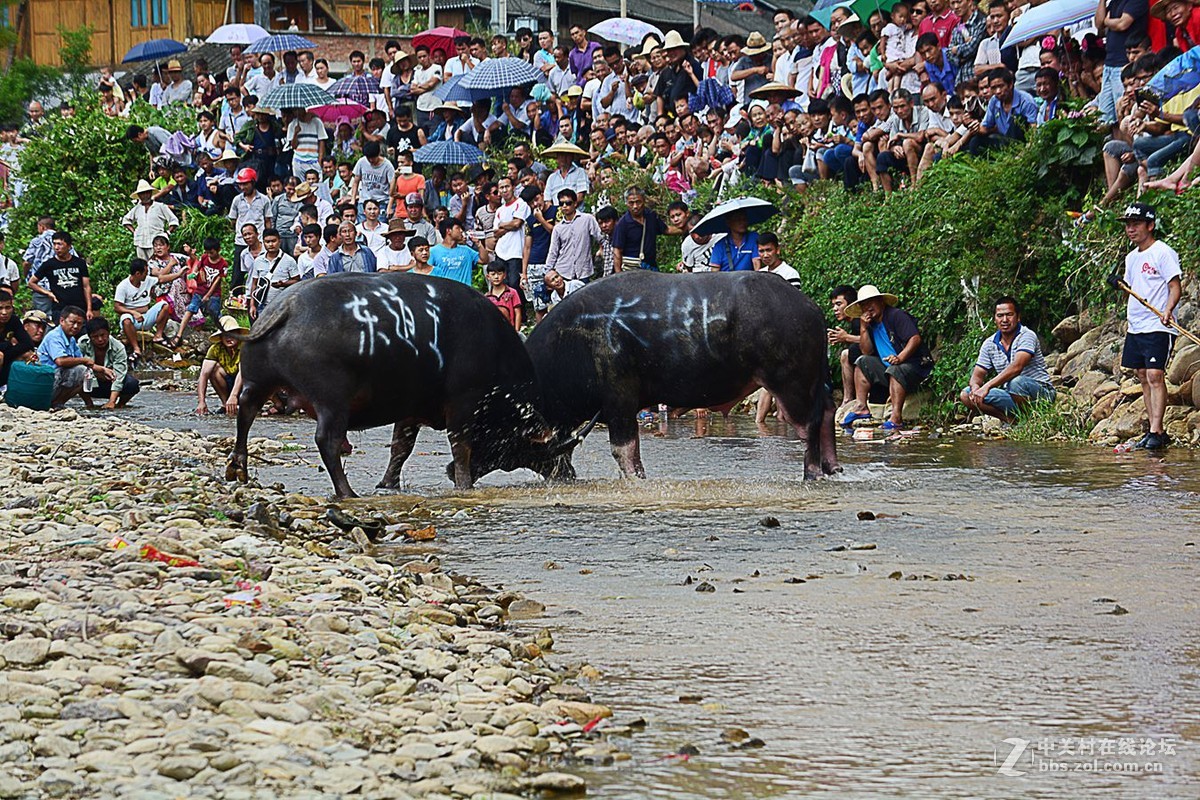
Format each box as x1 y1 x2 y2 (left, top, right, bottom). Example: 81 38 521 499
484 261 522 330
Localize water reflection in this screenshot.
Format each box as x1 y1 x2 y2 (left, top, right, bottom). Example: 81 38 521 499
130 392 1199 798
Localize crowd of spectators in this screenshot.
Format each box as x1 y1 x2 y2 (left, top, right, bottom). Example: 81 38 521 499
1 0 1196 419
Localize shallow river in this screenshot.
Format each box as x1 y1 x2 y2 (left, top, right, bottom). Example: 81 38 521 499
130 390 1200 798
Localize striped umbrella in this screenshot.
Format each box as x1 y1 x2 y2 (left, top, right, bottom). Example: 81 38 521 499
259 82 336 110
458 57 542 99
245 33 317 55
434 74 474 104
122 38 187 63
330 74 381 106
412 140 486 166
1001 0 1096 48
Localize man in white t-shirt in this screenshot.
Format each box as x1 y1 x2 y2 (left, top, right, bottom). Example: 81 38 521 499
491 177 530 292
411 46 444 128
248 228 301 321
1111 202 1182 450
444 37 479 79
287 109 328 180
375 220 415 271
113 258 169 360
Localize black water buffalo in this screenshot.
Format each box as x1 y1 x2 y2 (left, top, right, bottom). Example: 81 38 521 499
525 270 840 479
226 274 584 497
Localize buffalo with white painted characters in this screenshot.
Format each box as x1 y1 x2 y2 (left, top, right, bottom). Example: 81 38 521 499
525 270 840 480
226 273 591 498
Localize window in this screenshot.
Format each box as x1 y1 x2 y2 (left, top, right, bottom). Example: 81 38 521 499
131 0 147 27
151 0 168 25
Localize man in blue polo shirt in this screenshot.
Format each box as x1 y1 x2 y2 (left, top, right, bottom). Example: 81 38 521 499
430 219 487 285
708 211 760 271
965 67 1038 154
960 295 1054 421
37 304 94 408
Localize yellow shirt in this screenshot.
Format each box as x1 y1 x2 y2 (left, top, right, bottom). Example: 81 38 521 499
205 343 240 376
1164 86 1200 133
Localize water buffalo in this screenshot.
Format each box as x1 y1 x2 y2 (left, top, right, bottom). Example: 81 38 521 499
226 274 586 497
525 270 840 479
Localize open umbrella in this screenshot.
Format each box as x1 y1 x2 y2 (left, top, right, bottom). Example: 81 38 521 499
413 26 468 58
205 23 270 45
459 57 541 100
245 33 317 55
692 197 779 236
1001 0 1096 47
588 19 664 46
122 38 187 63
259 82 337 110
312 99 369 125
330 74 381 106
412 140 486 166
434 74 474 104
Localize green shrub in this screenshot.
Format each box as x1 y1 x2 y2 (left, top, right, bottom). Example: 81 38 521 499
0 60 64 124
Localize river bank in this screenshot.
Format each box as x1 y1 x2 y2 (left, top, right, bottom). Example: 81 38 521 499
0 403 625 799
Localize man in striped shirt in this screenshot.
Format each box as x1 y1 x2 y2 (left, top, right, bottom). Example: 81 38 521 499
960 295 1054 421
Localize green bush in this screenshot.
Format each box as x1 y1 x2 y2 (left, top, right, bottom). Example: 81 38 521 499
0 60 64 124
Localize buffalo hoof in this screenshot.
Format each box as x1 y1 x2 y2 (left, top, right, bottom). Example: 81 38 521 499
225 461 248 483
376 478 400 490
822 462 843 475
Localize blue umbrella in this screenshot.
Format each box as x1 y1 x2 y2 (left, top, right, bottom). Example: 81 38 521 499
330 74 381 106
459 57 542 99
412 140 486 166
1148 47 1200 103
244 33 317 55
434 74 474 104
122 38 187 64
259 82 337 110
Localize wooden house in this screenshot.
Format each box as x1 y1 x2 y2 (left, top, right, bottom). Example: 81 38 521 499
10 0 382 66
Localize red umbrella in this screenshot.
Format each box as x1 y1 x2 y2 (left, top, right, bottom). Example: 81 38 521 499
312 99 369 125
412 26 468 59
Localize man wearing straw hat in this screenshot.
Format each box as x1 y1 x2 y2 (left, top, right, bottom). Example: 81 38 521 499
543 141 591 204
196 315 248 416
122 180 179 261
842 285 934 432
732 32 774 103
161 60 193 106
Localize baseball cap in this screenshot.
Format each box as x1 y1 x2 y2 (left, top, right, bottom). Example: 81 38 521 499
566 86 584 98
405 191 424 206
1117 202 1156 223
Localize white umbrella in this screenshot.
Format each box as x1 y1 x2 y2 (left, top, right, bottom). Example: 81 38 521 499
588 19 665 47
1001 0 1095 48
206 23 270 46
692 197 779 236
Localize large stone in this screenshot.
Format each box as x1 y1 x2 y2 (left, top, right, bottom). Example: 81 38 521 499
37 768 83 796
2 591 44 611
540 700 612 725
1072 371 1110 403
1051 315 1083 346
157 755 206 780
1091 390 1125 423
1167 342 1200 385
475 735 520 756
1 638 50 666
1194 375 1200 410
530 772 587 793
1059 349 1098 386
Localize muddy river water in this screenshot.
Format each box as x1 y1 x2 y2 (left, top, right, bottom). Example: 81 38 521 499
131 390 1200 798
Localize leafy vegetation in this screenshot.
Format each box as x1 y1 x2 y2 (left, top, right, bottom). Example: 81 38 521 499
1005 396 1094 443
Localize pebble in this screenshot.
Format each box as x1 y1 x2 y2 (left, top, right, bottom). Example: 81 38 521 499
0 403 617 796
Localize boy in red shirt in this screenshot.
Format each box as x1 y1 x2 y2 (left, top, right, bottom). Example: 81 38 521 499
174 237 227 343
484 260 522 330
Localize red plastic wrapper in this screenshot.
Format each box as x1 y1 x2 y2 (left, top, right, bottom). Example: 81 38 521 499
138 544 200 568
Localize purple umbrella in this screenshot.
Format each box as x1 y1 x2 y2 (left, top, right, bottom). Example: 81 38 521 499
330 74 381 106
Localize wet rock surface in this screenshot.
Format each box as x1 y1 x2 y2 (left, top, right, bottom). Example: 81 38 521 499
0 404 623 798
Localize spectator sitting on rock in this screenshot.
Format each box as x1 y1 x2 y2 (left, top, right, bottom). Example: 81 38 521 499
827 285 863 413
196 315 248 416
173 238 227 343
960 295 1054 422
842 284 935 432
36 305 93 408
114 258 170 365
78 317 139 410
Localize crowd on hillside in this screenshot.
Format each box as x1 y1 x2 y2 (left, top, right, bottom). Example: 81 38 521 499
0 0 1196 420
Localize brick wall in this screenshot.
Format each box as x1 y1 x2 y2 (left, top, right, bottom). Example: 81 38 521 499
306 33 414 70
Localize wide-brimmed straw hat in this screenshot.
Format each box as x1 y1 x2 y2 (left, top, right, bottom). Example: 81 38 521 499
662 30 689 50
640 37 663 56
390 51 413 73
131 179 155 197
217 147 240 164
542 141 589 159
210 315 250 342
1151 0 1196 19
743 32 772 56
844 285 899 318
749 81 801 100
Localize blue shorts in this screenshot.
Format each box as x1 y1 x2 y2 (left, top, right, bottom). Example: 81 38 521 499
187 294 222 319
1121 332 1174 371
963 375 1055 415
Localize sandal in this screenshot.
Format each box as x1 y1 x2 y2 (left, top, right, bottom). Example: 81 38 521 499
842 410 873 427
880 420 900 432
150 338 169 347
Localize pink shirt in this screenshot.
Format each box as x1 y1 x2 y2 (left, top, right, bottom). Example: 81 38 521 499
486 285 522 328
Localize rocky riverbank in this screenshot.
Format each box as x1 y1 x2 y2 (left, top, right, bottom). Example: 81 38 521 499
0 405 629 798
1047 277 1200 446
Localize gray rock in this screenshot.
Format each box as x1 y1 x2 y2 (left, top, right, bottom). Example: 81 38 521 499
530 771 587 792
1 638 50 666
37 768 84 795
60 700 126 721
475 735 519 756
157 755 207 780
1 591 44 611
